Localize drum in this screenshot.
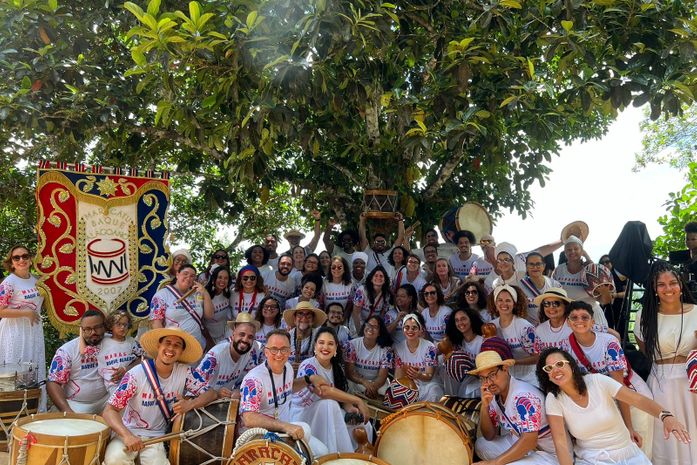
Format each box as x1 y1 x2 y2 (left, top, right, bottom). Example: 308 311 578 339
169 398 238 465
362 189 398 219
375 402 473 465
581 262 615 299
9 412 110 465
0 363 38 392
228 430 312 465
439 395 482 442
382 378 418 410
313 452 392 465
440 202 493 244
0 363 41 452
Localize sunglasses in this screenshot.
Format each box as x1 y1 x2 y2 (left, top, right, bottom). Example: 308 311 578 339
12 254 31 261
213 254 228 260
330 265 344 270
542 360 571 373
241 275 257 281
423 291 437 296
464 290 478 296
542 301 562 308
568 314 592 322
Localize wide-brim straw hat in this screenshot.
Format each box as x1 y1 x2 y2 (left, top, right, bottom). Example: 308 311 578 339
467 350 515 376
533 287 573 308
284 229 306 240
227 312 261 332
140 328 203 364
283 301 327 328
561 221 589 243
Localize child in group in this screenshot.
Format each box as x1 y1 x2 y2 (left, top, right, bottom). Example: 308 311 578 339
97 310 144 395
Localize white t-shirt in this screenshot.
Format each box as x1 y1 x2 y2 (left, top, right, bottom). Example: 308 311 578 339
284 296 320 311
517 276 562 326
569 332 626 375
394 339 438 389
449 253 480 279
149 286 206 350
493 316 536 358
352 286 392 324
421 305 452 342
188 340 263 395
552 263 609 330
364 246 394 274
345 337 394 381
108 362 195 437
471 257 494 279
239 361 294 427
48 338 107 403
533 321 572 354
231 291 265 319
0 273 43 312
545 374 629 452
206 293 233 342
321 280 353 310
261 270 298 308
391 268 427 294
292 357 334 408
97 335 144 394
255 324 279 344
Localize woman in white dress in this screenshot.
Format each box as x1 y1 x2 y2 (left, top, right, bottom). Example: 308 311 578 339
488 284 538 385
537 347 690 465
634 262 697 465
203 266 233 343
346 315 394 398
393 313 444 402
290 327 371 453
0 245 46 409
443 308 484 398
253 296 282 344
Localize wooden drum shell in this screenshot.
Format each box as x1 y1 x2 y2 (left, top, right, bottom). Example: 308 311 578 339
0 388 41 452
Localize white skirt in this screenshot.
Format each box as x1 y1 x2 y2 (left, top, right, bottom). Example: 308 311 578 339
290 399 353 454
575 442 651 464
647 363 697 465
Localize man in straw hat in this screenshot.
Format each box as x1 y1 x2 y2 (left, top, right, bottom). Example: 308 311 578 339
102 328 215 465
239 328 330 457
188 313 263 399
283 301 327 370
470 350 561 465
282 209 322 255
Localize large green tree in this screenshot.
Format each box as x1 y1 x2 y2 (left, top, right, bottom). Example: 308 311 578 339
2 0 697 240
636 103 697 171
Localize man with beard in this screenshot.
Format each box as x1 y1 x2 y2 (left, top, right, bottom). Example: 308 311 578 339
283 302 327 370
188 313 264 399
449 230 480 279
102 328 215 465
261 254 298 308
264 233 280 269
422 244 439 280
469 351 561 465
323 219 360 270
358 212 406 273
47 309 110 413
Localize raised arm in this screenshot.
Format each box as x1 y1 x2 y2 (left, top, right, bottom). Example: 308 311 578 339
532 239 563 259
358 213 369 251
393 213 406 247
323 218 337 255
305 210 322 252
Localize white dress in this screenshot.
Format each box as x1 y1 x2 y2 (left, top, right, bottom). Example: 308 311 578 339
634 306 697 465
0 273 46 410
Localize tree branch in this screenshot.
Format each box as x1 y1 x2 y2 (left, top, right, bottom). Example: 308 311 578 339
423 147 466 199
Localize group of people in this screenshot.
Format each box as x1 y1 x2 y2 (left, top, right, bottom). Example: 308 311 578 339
0 219 695 465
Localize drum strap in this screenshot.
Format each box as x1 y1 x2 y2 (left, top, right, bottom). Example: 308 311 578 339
141 359 174 422
568 334 633 388
495 397 550 440
166 285 205 331
519 277 542 299
368 293 385 319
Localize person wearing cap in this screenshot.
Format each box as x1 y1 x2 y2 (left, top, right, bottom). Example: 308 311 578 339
231 264 266 318
532 288 573 354
282 210 322 255
358 211 406 273
150 264 215 352
167 248 192 283
102 328 215 465
470 350 560 465
283 301 328 370
188 313 264 399
261 254 298 309
518 252 562 326
239 329 330 457
552 235 610 330
351 251 368 287
47 309 109 414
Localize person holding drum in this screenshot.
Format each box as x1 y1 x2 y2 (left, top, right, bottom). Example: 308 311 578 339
536 347 690 465
351 265 393 334
443 307 484 398
231 264 266 318
518 252 562 325
469 350 559 465
393 313 444 402
358 211 406 273
150 263 215 353
420 282 452 343
47 309 109 414
346 315 394 398
239 329 330 457
284 301 327 370
204 265 233 343
254 296 283 344
0 245 46 409
291 327 372 453
188 313 263 400
102 327 215 465
98 310 144 396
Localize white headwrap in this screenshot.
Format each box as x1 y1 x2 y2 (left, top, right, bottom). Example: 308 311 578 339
352 251 368 264
401 313 422 329
493 283 518 303
564 235 584 246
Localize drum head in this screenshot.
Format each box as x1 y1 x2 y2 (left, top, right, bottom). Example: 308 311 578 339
440 203 493 244
314 452 392 465
376 404 472 465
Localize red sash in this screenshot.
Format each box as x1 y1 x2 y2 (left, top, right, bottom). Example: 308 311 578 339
568 333 633 388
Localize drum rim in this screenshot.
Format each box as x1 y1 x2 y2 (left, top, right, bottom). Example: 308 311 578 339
228 437 309 465
12 412 110 441
312 451 392 465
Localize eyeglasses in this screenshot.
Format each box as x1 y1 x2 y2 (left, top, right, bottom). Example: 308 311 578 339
263 304 279 310
542 360 571 373
113 322 129 328
12 254 31 261
241 275 257 281
213 254 228 260
464 290 478 296
527 262 544 268
330 265 343 270
403 325 420 332
407 260 420 265
265 346 291 355
568 314 591 322
374 240 387 245
542 301 562 308
497 257 513 263
423 291 437 296
81 324 105 334
480 240 493 244
478 366 502 383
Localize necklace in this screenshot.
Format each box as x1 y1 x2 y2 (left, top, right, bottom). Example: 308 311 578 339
549 321 565 333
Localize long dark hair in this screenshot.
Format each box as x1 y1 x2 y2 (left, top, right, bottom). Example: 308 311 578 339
255 296 282 327
457 280 488 310
388 246 409 267
313 327 348 392
536 347 587 398
300 272 323 298
360 315 394 348
640 261 695 366
303 253 322 276
420 281 445 307
366 265 393 306
244 244 269 266
205 266 231 299
538 298 571 323
396 283 419 312
445 308 483 346
329 256 352 285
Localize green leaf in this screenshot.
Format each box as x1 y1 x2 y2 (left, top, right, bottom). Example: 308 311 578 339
527 58 535 79
147 0 161 17
189 1 201 23
499 0 522 9
64 83 79 93
123 2 144 21
47 0 57 12
246 11 258 29
21 76 31 89
561 20 573 32
202 95 217 108
131 48 147 66
500 95 517 107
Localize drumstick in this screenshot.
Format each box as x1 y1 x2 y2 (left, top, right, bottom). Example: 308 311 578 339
125 429 190 452
175 287 197 303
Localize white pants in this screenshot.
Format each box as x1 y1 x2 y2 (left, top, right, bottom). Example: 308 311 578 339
475 434 558 465
103 438 168 465
293 421 329 458
50 396 108 415
291 399 352 453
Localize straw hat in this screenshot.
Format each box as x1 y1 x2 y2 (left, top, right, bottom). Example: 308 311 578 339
282 301 327 328
533 287 572 308
227 312 261 332
284 229 306 240
140 328 203 364
467 350 515 376
561 221 589 243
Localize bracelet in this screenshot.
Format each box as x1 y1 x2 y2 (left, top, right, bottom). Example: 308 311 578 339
659 410 673 422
